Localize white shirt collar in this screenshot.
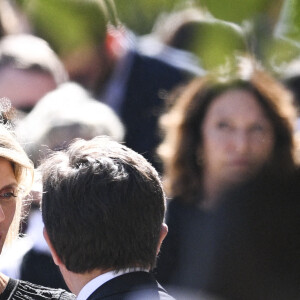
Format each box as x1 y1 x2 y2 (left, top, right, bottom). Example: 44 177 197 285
77 268 148 300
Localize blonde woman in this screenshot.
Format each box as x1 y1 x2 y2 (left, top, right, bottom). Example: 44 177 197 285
0 124 74 299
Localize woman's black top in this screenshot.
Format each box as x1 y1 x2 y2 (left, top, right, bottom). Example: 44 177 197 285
0 278 75 300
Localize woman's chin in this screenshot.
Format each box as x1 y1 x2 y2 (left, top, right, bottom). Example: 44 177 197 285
224 171 255 188
0 235 6 255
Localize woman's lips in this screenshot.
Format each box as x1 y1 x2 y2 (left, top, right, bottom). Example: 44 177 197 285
231 159 250 166
228 159 252 170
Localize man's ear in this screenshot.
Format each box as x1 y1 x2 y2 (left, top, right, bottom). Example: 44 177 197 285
156 223 168 255
43 227 62 266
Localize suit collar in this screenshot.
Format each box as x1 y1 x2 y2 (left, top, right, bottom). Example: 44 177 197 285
87 271 167 300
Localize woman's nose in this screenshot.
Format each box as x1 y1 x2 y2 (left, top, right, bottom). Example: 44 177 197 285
0 205 5 222
233 131 249 153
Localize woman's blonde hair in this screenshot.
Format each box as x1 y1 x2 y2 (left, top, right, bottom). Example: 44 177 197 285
0 124 34 244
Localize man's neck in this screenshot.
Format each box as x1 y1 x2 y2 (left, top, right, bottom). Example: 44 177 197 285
76 267 149 300
60 265 114 295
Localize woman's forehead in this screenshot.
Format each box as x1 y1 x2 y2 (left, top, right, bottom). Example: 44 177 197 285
0 157 17 186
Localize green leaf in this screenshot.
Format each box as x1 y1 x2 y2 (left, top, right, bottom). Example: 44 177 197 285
20 0 106 56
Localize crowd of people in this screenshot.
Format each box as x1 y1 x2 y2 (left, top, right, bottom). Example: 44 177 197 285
0 1 299 299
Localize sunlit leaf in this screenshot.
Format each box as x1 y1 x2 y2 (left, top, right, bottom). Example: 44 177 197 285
196 0 279 24
18 0 106 57
115 0 184 34
275 0 300 44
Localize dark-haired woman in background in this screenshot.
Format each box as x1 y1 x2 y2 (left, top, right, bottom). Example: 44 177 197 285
155 58 299 296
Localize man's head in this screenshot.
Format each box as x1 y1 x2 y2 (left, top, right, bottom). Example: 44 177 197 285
40 137 167 274
0 34 67 112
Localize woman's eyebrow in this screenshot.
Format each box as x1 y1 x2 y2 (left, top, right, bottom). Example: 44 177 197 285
0 183 18 191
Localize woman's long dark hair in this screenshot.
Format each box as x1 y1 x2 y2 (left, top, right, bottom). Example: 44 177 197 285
158 65 298 204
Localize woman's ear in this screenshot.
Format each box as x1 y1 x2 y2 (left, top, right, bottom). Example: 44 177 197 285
43 227 62 266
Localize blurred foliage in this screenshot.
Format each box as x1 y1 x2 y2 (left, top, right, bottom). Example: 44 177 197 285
275 0 300 43
263 37 300 74
264 0 300 72
114 0 182 35
114 0 299 71
196 0 282 24
175 18 248 70
10 0 300 73
114 0 284 35
15 0 106 57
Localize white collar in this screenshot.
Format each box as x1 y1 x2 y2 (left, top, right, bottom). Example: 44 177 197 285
77 268 148 300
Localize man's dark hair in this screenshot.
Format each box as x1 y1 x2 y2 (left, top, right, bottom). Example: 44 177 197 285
40 136 166 273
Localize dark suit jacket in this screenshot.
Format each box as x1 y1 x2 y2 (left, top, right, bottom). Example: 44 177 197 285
119 51 193 170
155 197 211 294
87 271 174 300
